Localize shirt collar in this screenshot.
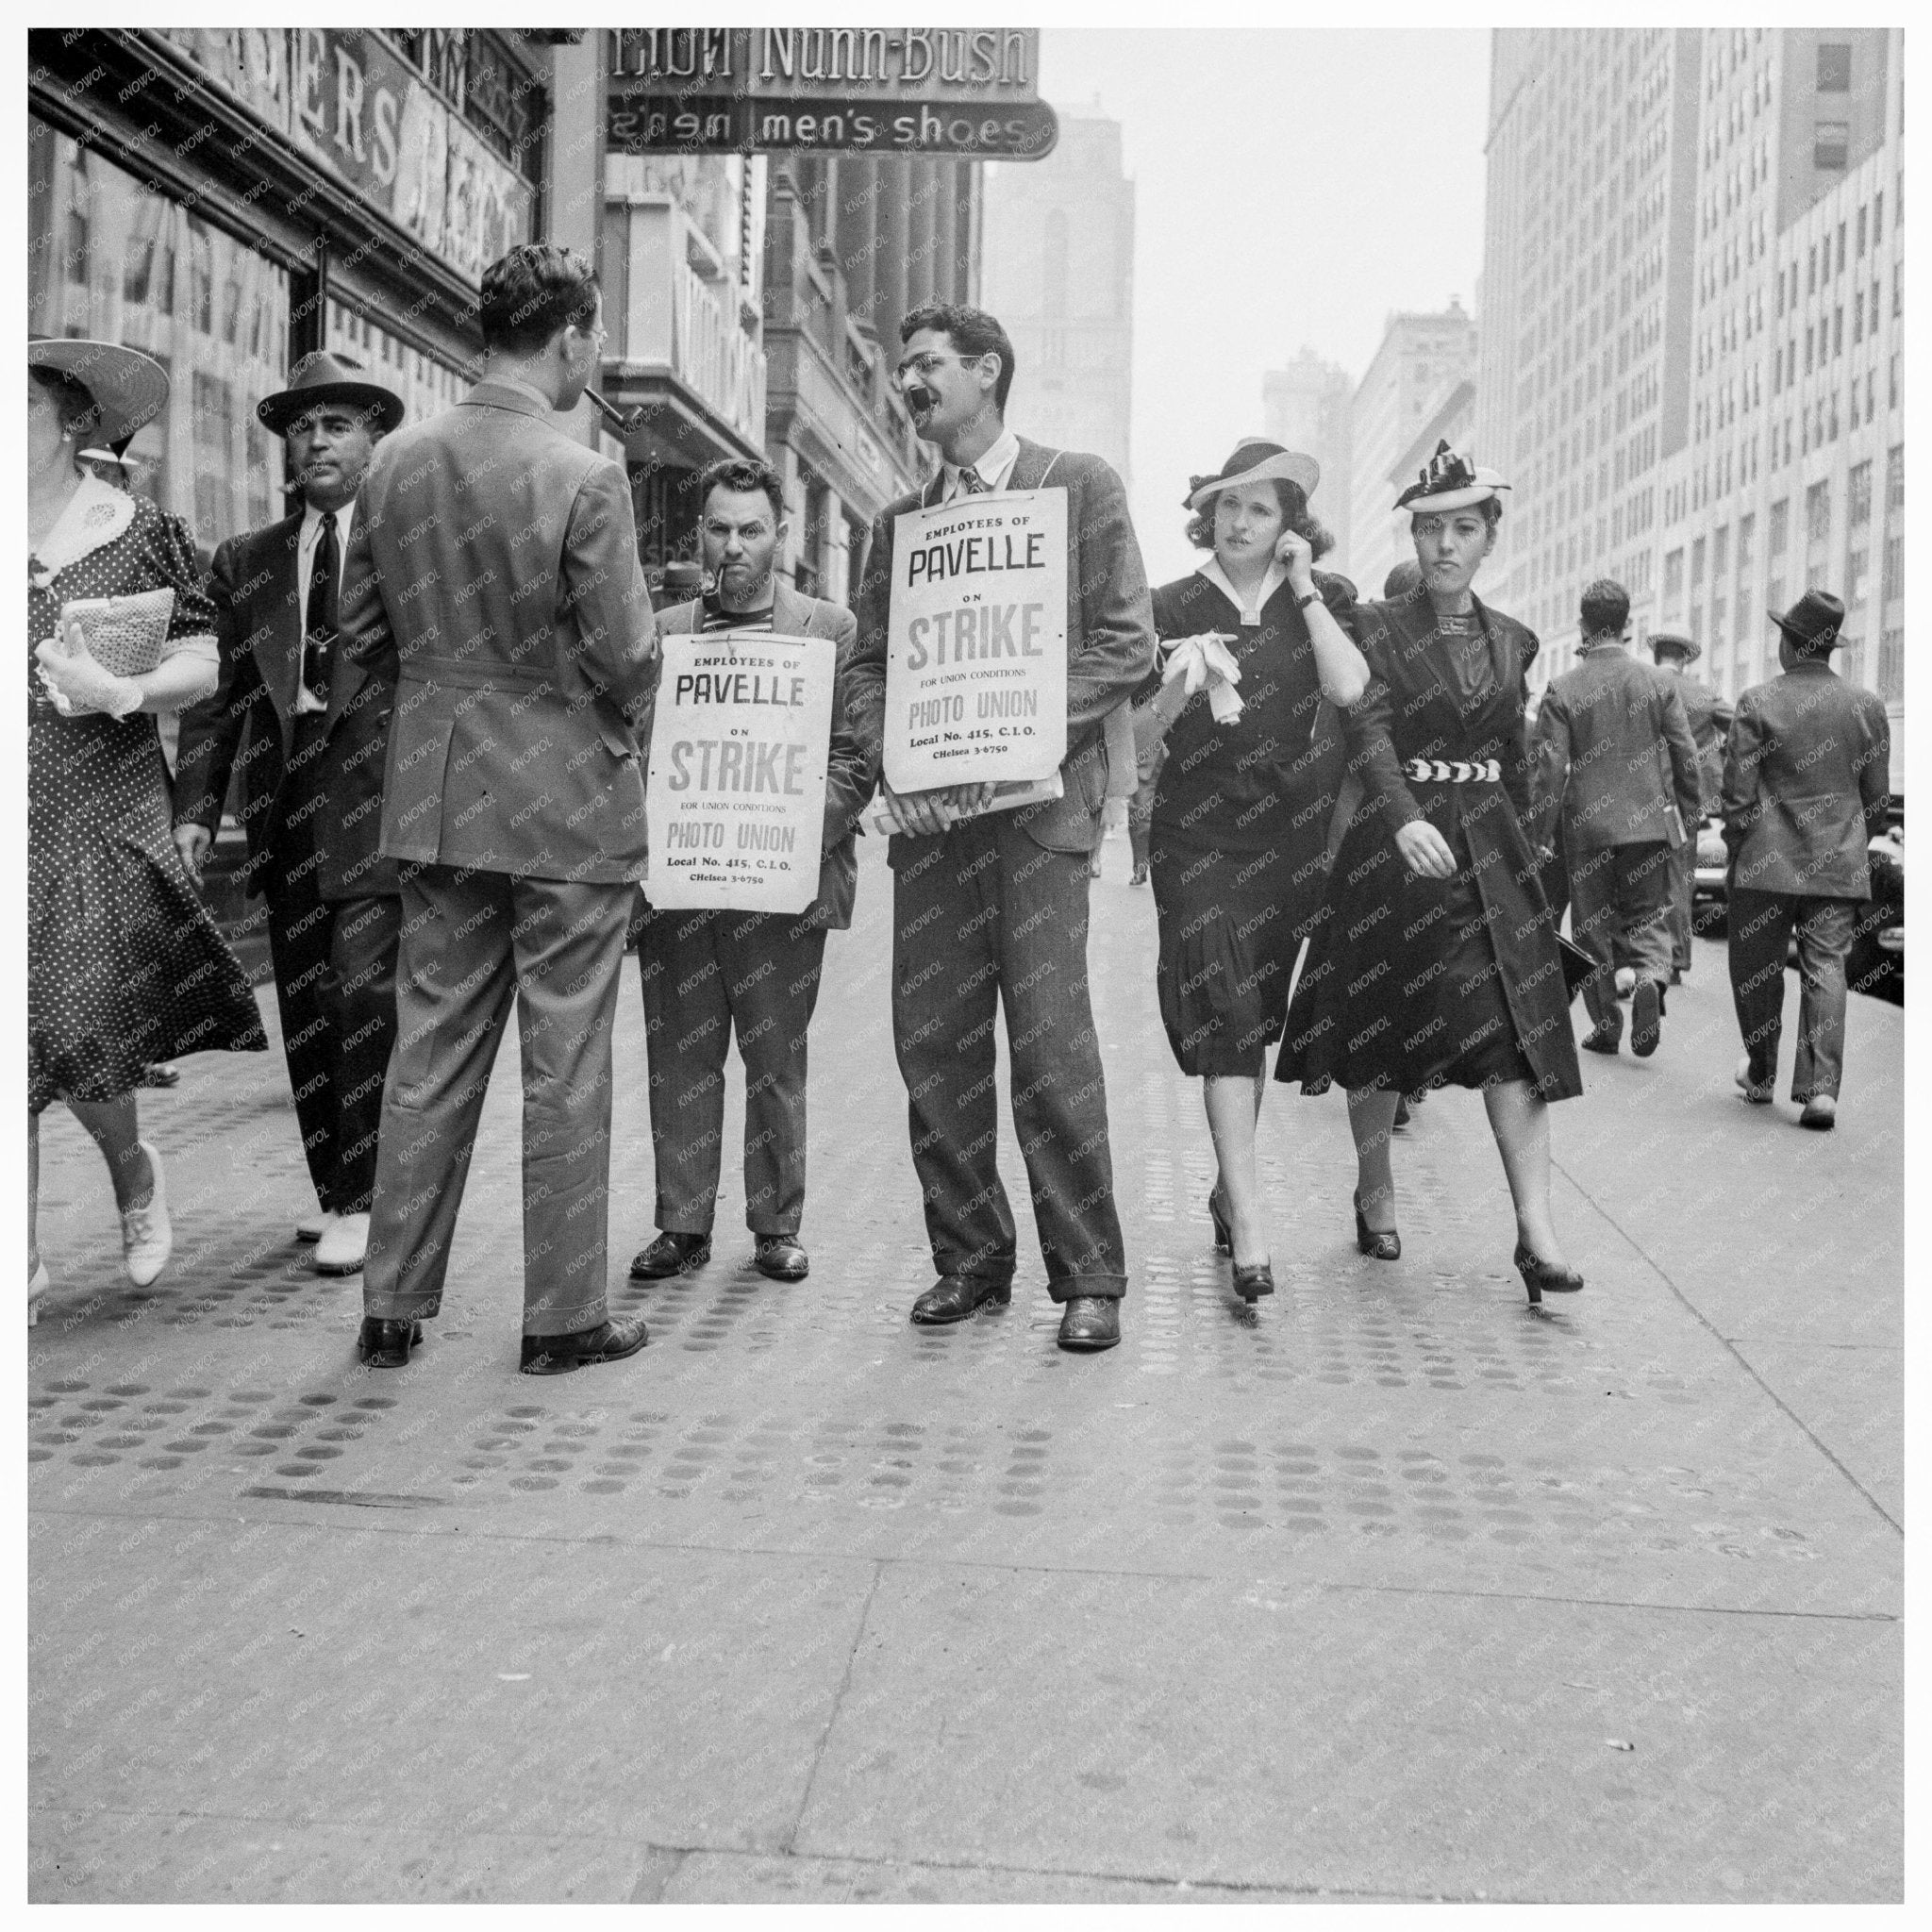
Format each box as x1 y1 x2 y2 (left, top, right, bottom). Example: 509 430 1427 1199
943 425 1021 499
301 500 354 547
1196 554 1290 626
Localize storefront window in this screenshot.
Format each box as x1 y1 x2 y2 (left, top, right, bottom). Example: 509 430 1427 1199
28 121 290 557
325 301 474 429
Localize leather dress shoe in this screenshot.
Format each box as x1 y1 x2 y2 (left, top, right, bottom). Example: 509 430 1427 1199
908 1274 1011 1326
753 1236 809 1281
357 1316 423 1367
1581 1024 1621 1055
314 1210 370 1275
1799 1095 1838 1131
1735 1056 1775 1104
629 1230 711 1279
1630 978 1664 1058
1057 1295 1121 1351
519 1313 650 1375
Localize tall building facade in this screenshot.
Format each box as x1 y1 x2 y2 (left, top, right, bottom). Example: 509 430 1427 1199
1477 24 1902 769
1262 348 1353 571
1348 301 1479 600
979 106 1135 487
1653 27 1902 756
1475 28 1703 681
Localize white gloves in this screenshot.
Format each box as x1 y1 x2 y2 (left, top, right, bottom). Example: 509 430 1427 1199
1160 631 1244 724
35 625 142 719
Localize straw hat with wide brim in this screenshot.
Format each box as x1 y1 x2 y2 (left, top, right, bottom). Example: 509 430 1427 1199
1395 439 1510 515
29 336 171 447
1186 439 1321 512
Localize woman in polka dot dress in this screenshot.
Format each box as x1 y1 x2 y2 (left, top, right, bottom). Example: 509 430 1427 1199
27 339 266 1324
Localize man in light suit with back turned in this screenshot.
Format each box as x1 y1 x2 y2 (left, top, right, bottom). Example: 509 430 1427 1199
848 303 1157 1354
338 242 658 1374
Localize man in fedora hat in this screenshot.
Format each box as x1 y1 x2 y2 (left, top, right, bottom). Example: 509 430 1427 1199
1723 589 1890 1129
1533 577 1701 1058
1649 627 1733 979
174 350 408 1275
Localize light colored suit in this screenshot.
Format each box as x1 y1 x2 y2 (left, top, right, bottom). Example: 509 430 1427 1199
340 379 658 1339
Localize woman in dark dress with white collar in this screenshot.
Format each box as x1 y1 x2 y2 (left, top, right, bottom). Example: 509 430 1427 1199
1136 441 1369 1303
1277 444 1584 1305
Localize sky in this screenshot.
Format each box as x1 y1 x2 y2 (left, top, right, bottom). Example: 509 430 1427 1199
1028 28 1493 585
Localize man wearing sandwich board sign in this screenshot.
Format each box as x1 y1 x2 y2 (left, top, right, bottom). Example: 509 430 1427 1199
637 456 874 1286
849 302 1157 1353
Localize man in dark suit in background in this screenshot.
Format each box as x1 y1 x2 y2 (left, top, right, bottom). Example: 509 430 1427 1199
173 354 406 1276
1724 590 1890 1130
849 303 1157 1354
629 456 875 1287
339 242 658 1373
1534 577 1700 1059
1650 628 1734 981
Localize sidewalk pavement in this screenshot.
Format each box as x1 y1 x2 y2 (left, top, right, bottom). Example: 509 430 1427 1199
27 840 1902 1902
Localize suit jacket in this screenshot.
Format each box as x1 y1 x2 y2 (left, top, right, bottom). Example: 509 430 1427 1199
1533 642 1701 854
1722 660 1890 900
848 435 1157 858
337 380 657 885
642 585 874 928
1663 670 1733 818
173 509 316 896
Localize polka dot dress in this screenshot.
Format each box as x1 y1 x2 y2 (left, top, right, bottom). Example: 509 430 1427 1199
28 493 266 1111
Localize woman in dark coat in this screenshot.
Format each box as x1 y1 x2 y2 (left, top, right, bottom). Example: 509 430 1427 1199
1136 441 1369 1303
1277 442 1585 1304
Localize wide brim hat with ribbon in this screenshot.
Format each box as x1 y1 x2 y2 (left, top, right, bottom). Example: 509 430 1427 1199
29 336 171 447
1769 588 1846 658
258 350 406 437
1649 629 1702 664
1186 438 1320 512
1395 439 1510 515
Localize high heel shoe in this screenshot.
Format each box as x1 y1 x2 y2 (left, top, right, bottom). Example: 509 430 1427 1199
1208 1189 1232 1256
1514 1242 1583 1305
29 1259 49 1327
1232 1260 1274 1304
1353 1191 1401 1261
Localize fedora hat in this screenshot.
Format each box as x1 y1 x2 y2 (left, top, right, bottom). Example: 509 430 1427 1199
1395 440 1510 515
28 336 170 446
258 351 405 437
1186 438 1320 512
1649 629 1701 664
1769 587 1845 658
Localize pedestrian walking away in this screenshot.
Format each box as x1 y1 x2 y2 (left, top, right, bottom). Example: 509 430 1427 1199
173 352 410 1278
339 243 658 1374
26 336 266 1325
1276 441 1586 1307
1531 576 1700 1060
1650 628 1734 980
1723 589 1890 1132
1135 438 1368 1305
849 302 1157 1353
630 456 877 1289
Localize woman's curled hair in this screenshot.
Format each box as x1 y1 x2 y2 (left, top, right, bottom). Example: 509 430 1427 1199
1186 478 1334 559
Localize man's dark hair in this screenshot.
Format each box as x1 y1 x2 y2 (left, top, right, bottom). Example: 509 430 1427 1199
899 303 1015 410
696 456 785 525
1579 577 1630 639
478 243 600 356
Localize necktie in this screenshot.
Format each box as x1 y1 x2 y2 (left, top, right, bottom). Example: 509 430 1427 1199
305 513 338 703
957 467 990 497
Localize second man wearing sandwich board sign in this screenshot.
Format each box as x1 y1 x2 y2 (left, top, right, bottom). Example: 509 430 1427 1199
633 457 877 1286
849 303 1158 1354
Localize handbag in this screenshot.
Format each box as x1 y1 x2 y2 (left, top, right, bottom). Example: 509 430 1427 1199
1557 934 1597 1004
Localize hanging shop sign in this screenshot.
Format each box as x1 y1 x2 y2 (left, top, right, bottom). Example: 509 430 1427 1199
608 27 1058 158
156 28 535 278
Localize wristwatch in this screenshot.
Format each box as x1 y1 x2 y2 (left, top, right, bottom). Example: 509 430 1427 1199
1295 588 1320 611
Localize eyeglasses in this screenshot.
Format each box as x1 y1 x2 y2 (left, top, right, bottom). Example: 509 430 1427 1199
892 350 983 391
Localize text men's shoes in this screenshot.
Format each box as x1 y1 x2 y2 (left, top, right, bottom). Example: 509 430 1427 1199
296 1210 334 1244
1799 1095 1838 1131
121 1141 172 1288
753 1237 809 1281
630 1231 711 1279
519 1315 650 1375
314 1211 370 1274
1735 1056 1775 1104
357 1317 422 1367
1630 979 1663 1058
1057 1295 1121 1352
909 1274 1012 1325
1581 1025 1621 1055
